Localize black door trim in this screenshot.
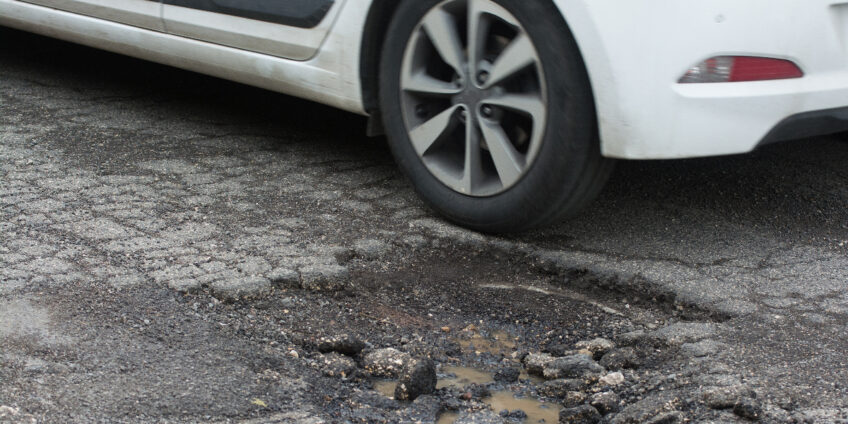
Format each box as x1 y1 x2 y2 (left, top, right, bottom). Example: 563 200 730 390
162 0 336 29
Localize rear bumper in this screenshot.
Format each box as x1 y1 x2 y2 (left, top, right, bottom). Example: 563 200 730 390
559 0 848 159
760 106 848 146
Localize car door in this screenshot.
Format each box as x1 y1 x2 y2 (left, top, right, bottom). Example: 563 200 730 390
15 0 164 31
160 0 344 61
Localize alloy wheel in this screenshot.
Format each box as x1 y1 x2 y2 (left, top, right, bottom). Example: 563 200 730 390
399 0 548 197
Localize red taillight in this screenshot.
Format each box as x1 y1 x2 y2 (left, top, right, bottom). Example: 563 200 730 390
679 56 804 84
728 56 804 82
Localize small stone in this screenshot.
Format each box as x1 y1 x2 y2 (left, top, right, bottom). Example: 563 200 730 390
733 399 762 421
362 348 412 378
524 352 555 376
559 405 601 423
395 358 437 401
599 371 625 387
287 350 299 358
268 267 299 288
539 379 588 399
299 264 349 291
316 334 365 356
543 354 604 380
599 347 640 370
575 338 615 360
210 277 272 302
590 392 621 414
494 367 520 383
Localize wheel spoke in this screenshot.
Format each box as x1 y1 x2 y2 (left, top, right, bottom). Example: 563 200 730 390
466 0 491 78
409 105 460 156
422 8 465 74
482 33 536 88
483 93 545 122
462 119 484 194
479 118 524 188
483 93 546 158
402 71 462 96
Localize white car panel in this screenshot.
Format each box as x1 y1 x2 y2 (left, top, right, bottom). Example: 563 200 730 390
554 0 848 159
161 0 346 61
0 0 368 113
16 0 163 31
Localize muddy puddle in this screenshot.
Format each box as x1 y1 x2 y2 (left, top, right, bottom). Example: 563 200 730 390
374 328 560 423
375 365 560 423
459 329 517 356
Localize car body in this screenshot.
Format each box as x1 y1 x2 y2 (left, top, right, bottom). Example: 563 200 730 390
2 0 846 230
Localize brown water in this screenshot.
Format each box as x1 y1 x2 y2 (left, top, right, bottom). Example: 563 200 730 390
485 391 560 423
374 380 398 399
375 366 561 423
438 366 495 388
459 329 517 356
435 390 560 424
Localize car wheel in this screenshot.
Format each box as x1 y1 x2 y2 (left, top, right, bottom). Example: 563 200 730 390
379 0 613 233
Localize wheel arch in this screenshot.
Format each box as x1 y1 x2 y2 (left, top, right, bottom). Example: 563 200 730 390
359 0 402 115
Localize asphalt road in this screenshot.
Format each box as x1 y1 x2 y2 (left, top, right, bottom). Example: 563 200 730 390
1 27 847 423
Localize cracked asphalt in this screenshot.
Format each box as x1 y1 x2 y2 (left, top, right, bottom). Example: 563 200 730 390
1 27 847 423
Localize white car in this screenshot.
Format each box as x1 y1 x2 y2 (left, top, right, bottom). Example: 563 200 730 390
2 0 845 232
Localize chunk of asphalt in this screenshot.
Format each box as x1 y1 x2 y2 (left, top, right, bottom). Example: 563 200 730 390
702 384 756 410
599 347 641 370
209 276 272 302
267 267 299 288
523 352 554 376
316 334 365 356
353 238 390 260
299 264 349 291
575 337 615 360
362 348 412 378
559 405 601 423
315 352 357 378
590 391 622 414
394 358 436 401
493 366 520 383
542 354 604 380
538 379 588 399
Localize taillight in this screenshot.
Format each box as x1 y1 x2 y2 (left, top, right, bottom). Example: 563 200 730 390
679 56 803 84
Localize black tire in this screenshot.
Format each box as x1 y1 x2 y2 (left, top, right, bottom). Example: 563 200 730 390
379 0 613 233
